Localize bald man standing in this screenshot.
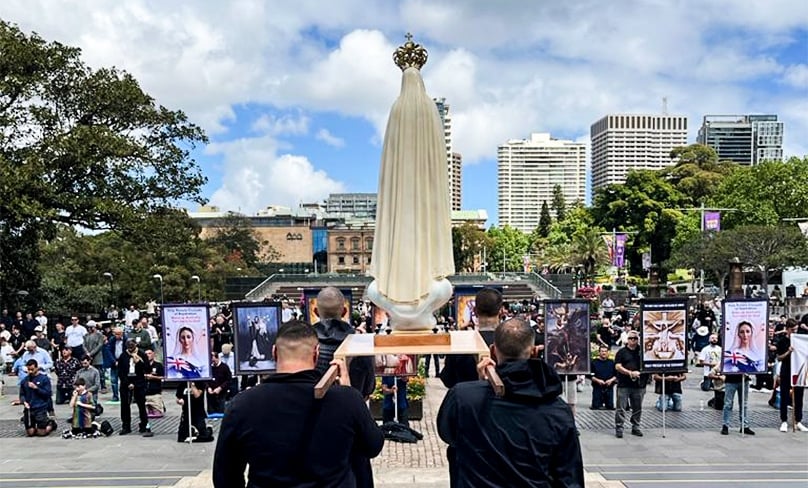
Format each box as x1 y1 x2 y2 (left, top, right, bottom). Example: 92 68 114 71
213 321 383 488
312 287 376 487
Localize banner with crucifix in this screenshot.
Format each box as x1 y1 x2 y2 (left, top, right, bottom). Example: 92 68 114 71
720 299 768 375
639 299 688 373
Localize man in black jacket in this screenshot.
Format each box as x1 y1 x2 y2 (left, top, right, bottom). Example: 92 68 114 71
312 287 377 487
437 318 584 488
116 339 150 436
213 320 384 488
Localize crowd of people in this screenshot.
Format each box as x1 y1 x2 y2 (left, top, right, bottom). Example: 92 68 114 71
3 285 808 487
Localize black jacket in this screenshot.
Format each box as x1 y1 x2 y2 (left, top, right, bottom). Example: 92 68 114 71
437 359 584 488
213 369 384 488
314 319 375 398
116 349 149 388
439 330 495 388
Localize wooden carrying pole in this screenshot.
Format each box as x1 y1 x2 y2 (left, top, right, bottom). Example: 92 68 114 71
315 364 340 399
486 365 505 397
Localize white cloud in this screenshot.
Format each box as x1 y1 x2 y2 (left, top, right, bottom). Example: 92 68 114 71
2 0 806 211
782 64 808 88
206 135 345 214
251 113 310 136
315 128 345 148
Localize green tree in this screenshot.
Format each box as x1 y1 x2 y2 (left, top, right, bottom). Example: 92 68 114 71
0 21 207 307
728 225 808 289
590 170 687 275
538 201 552 238
207 213 281 268
664 144 737 204
711 157 808 228
452 223 492 272
551 185 566 221
487 225 530 272
567 228 610 277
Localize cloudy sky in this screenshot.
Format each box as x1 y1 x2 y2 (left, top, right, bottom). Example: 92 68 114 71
2 0 807 223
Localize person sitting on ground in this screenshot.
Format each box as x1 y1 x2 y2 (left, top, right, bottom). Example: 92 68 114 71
437 318 583 488
20 359 55 437
213 320 384 488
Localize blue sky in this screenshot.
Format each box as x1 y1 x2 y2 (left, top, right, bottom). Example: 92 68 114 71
3 0 807 224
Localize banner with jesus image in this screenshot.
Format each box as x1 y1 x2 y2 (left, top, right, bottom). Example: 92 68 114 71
721 299 768 375
640 299 688 373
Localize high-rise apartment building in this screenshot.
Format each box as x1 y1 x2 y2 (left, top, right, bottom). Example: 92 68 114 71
450 152 462 211
325 193 377 218
697 114 783 165
590 114 688 191
497 133 586 233
434 98 461 211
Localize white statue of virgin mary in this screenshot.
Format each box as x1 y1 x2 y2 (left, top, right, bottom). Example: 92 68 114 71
366 35 455 331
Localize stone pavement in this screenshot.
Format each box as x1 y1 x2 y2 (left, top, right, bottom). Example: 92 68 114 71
0 372 805 487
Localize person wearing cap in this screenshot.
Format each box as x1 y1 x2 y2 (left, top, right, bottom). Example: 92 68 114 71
698 333 722 391
83 321 107 392
614 330 647 438
33 326 51 352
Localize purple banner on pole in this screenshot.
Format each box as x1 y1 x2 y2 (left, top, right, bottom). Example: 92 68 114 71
703 211 721 232
614 233 626 268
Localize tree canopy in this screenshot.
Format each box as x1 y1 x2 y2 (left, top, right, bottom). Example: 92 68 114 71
0 21 207 307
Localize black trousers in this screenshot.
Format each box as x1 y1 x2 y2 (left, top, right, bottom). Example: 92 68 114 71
120 384 148 431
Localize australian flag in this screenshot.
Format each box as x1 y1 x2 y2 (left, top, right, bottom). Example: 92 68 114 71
166 356 202 379
723 350 759 373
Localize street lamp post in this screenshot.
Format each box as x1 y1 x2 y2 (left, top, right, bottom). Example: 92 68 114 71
190 275 201 303
102 272 114 308
152 274 164 304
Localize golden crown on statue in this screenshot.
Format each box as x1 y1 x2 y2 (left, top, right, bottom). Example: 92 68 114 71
393 33 428 71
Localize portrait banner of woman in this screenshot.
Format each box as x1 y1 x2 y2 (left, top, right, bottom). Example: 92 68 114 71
543 300 591 375
161 305 212 381
721 299 768 375
231 302 281 375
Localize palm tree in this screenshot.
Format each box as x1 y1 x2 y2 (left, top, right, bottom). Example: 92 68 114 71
567 228 609 277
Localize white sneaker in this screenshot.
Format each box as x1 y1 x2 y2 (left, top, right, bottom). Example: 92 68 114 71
780 422 789 432
797 422 808 432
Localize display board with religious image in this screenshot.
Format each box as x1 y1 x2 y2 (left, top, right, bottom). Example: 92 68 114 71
303 288 353 325
374 353 419 377
231 301 281 375
721 299 769 375
371 305 390 331
453 286 502 330
161 304 212 381
543 300 591 375
639 299 688 373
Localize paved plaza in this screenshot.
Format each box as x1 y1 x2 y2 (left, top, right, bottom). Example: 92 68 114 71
0 373 805 487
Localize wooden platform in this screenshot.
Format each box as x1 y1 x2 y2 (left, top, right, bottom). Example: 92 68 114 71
334 330 490 359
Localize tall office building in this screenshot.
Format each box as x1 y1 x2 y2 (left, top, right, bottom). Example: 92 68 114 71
325 193 377 218
434 98 462 211
497 133 586 233
697 114 783 165
590 114 688 191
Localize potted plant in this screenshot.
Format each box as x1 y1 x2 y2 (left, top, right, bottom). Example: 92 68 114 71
369 375 425 421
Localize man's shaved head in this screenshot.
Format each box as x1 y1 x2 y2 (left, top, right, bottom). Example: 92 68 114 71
316 286 345 320
274 320 319 361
